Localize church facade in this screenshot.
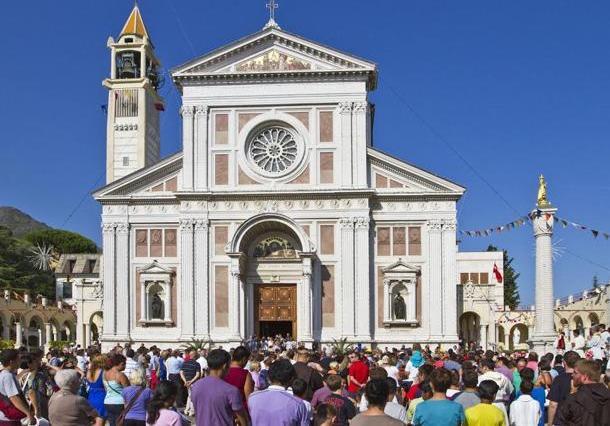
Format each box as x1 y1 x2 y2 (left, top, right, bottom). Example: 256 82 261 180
94 6 503 350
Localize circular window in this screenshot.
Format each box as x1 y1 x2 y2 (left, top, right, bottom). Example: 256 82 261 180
246 126 302 177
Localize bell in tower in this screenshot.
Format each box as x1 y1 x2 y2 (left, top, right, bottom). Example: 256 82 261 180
102 4 164 184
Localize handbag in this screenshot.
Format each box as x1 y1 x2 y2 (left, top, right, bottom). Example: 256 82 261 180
116 387 145 426
0 371 27 421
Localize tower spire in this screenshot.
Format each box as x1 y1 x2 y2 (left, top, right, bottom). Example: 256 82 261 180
120 3 150 39
264 0 280 30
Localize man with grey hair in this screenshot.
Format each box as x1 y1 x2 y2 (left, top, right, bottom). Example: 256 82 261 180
48 369 104 426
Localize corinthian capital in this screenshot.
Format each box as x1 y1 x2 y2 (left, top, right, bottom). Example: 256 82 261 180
442 219 457 231
352 102 368 114
339 217 355 229
427 220 442 232
180 105 195 117
101 223 116 233
194 219 209 231
195 105 208 117
115 223 130 235
354 216 370 229
179 218 194 231
337 102 352 114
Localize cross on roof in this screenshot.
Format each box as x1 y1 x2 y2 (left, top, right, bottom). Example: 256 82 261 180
264 0 280 29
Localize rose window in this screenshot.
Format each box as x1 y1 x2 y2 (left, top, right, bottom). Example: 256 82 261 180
247 127 299 175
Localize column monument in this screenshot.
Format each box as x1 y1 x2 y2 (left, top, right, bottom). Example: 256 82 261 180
530 175 557 352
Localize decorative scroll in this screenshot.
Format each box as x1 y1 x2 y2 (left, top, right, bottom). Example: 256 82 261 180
236 50 311 72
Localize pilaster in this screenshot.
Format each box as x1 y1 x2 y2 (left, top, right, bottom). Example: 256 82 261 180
441 219 459 340
352 102 368 188
179 218 195 338
299 254 314 342
181 105 195 191
194 219 210 338
194 105 209 190
427 220 443 338
115 223 130 338
101 223 116 338
354 216 371 340
228 259 243 341
339 217 355 337
338 102 353 188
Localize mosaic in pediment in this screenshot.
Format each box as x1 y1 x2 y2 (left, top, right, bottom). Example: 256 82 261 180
253 237 297 259
236 50 311 72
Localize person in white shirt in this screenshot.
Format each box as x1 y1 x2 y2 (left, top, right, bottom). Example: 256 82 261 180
123 348 140 380
380 355 399 382
196 350 208 372
509 380 541 426
572 329 586 357
384 377 407 423
478 359 514 406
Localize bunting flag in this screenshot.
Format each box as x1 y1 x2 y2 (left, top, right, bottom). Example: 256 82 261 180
460 211 610 240
554 214 610 240
459 215 532 237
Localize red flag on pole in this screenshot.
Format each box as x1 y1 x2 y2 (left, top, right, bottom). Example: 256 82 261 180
493 263 503 283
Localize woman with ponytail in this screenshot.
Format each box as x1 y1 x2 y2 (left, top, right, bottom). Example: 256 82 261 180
146 381 182 425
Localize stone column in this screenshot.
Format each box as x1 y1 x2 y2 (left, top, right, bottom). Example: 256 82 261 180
14 322 21 348
164 280 172 323
194 219 210 338
338 102 353 187
531 208 557 352
44 323 51 350
441 219 459 342
181 106 195 190
480 324 488 349
139 281 147 323
84 323 91 348
339 217 355 337
2 321 10 341
352 102 368 187
354 216 371 340
383 279 392 323
102 223 116 338
427 220 443 339
299 255 314 343
194 106 209 191
115 223 130 339
179 219 195 338
228 263 242 341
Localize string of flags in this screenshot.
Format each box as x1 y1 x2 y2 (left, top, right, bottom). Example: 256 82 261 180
554 214 610 240
459 214 532 237
459 211 610 240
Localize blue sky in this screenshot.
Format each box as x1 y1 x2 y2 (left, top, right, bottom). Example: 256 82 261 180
1 1 609 305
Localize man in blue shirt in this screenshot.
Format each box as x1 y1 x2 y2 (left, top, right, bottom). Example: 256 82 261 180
413 367 464 425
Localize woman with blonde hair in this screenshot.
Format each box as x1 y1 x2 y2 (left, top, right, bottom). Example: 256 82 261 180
86 354 108 419
248 360 262 390
120 369 153 426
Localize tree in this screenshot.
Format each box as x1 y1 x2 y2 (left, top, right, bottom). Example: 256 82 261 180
23 229 98 254
487 245 521 309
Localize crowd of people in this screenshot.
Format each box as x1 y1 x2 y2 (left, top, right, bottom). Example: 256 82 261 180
0 326 608 425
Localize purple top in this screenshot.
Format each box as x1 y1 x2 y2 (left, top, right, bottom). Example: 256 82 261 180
248 385 309 426
191 376 243 426
122 386 153 421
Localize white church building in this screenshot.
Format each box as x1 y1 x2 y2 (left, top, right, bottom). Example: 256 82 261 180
93 6 506 350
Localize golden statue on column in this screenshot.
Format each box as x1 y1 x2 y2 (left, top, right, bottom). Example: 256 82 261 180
537 174 551 208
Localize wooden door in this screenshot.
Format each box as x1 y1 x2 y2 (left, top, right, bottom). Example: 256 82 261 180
255 284 296 338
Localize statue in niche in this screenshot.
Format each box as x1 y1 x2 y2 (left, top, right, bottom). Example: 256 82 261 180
151 293 164 320
393 293 407 320
513 328 521 347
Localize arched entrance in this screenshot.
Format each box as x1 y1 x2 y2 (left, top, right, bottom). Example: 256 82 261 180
459 312 481 349
227 213 315 343
572 315 585 337
497 325 506 349
27 316 44 350
90 312 103 344
510 323 529 350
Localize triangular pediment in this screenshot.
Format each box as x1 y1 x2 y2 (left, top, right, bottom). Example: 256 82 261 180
172 27 377 88
93 152 183 199
139 261 173 275
383 259 421 274
368 147 465 197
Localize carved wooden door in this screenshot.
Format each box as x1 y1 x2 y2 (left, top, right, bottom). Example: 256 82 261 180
255 285 296 337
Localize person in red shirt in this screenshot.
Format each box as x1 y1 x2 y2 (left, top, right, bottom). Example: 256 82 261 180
347 351 369 395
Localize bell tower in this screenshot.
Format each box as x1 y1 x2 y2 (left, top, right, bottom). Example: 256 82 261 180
103 4 164 183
